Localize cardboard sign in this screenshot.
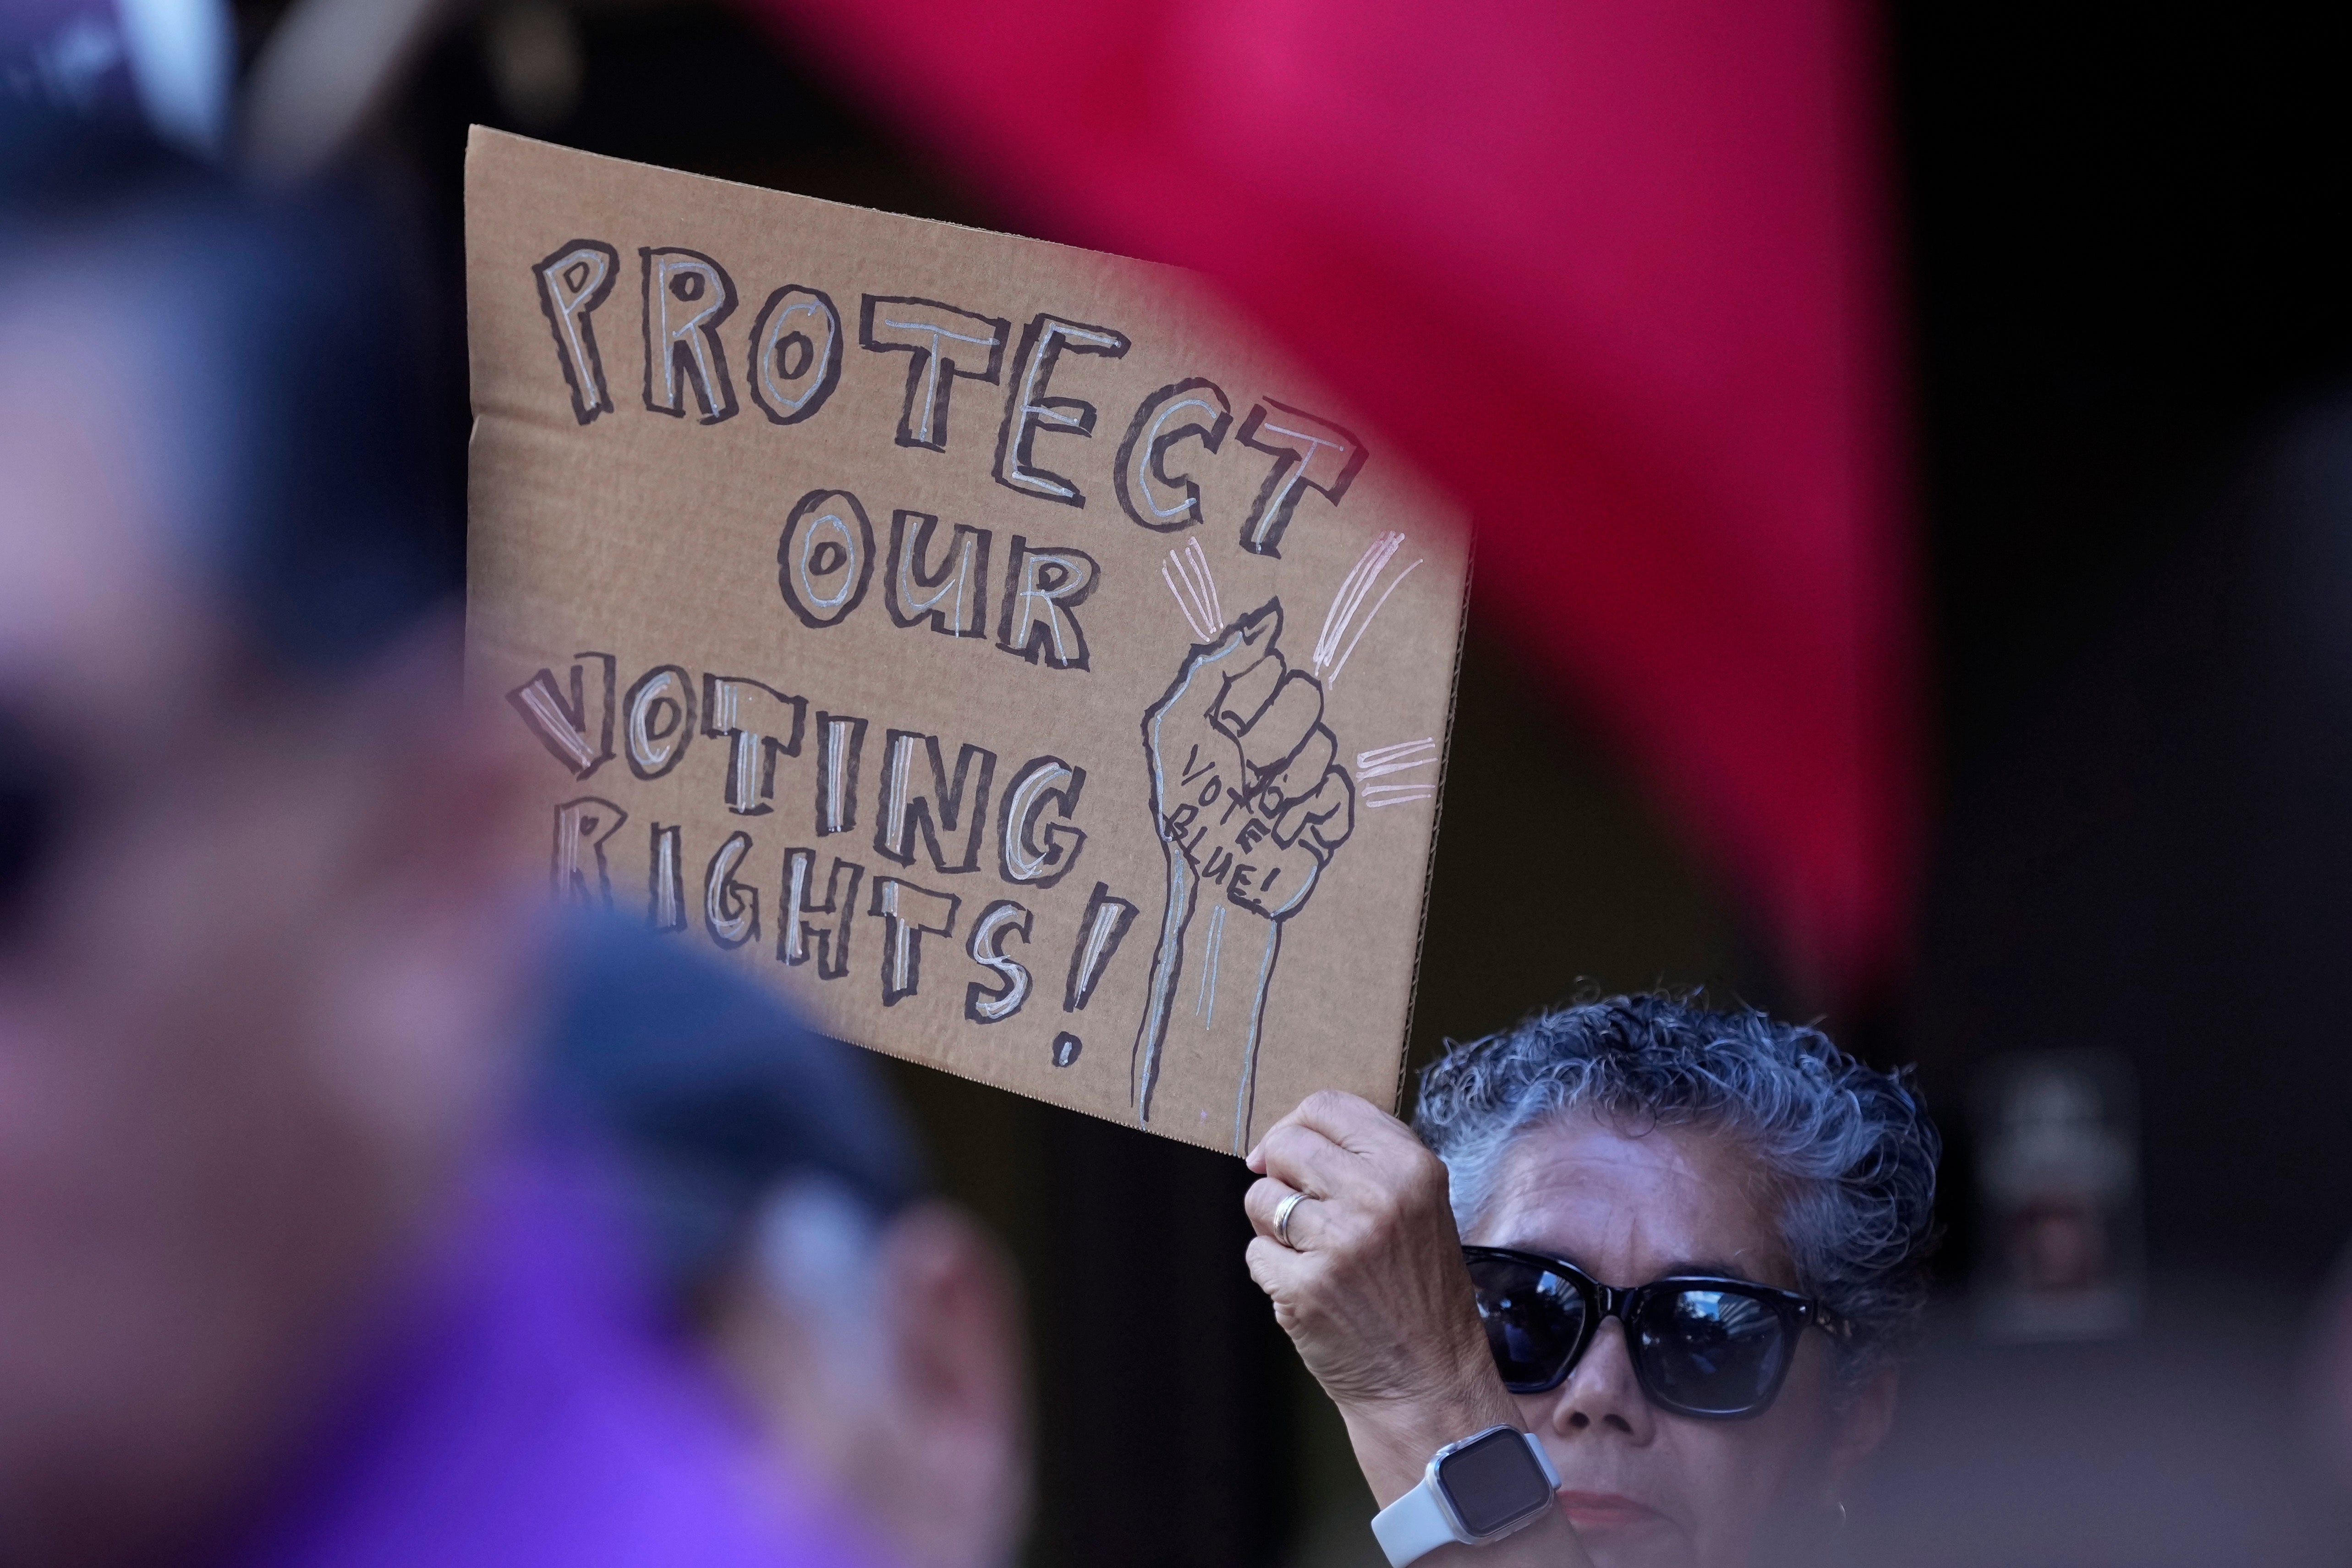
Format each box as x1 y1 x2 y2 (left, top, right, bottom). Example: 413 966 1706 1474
465 129 1470 1154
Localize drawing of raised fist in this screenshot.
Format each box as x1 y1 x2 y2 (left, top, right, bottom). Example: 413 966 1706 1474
1132 600 1355 1150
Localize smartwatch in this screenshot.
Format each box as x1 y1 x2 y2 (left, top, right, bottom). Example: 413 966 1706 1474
1370 1425 1561 1566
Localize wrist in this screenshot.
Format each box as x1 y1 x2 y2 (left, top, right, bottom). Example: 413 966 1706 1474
1338 1376 1530 1506
1368 1426 1569 1568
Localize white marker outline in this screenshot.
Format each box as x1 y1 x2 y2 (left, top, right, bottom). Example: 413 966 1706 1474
1356 737 1437 780
1161 538 1224 641
1312 532 1424 690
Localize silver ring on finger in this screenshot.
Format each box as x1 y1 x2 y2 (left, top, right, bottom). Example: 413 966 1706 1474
1274 1190 1309 1250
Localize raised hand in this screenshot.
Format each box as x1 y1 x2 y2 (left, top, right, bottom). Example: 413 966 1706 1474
1149 600 1353 916
1245 1093 1592 1567
1131 601 1355 1149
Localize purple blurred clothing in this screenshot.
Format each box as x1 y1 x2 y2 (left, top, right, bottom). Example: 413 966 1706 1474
229 1146 893 1568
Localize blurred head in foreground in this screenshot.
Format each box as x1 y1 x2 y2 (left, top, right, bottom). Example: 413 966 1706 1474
1418 995 1941 1568
0 126 529 1564
0 0 233 160
538 923 1031 1568
0 115 1023 1568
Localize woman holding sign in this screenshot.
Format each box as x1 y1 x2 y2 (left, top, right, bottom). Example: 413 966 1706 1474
1245 994 1939 1567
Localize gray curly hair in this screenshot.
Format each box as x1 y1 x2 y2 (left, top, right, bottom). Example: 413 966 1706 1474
1415 992 1941 1383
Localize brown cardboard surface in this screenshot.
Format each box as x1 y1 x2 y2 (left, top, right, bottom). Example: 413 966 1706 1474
465 129 1470 1154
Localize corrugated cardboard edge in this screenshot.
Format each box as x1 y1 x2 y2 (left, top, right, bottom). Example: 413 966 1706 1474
1389 531 1477 1123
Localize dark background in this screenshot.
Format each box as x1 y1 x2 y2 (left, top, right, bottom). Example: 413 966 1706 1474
241 0 2352 1558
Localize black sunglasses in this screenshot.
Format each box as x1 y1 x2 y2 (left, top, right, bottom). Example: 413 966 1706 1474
1464 1246 1850 1421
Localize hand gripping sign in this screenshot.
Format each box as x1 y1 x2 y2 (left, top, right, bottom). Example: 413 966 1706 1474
466 130 1469 1154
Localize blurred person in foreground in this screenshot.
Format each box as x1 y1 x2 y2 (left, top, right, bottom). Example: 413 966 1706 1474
538 921 1030 1568
1245 996 1939 1568
0 122 950 1568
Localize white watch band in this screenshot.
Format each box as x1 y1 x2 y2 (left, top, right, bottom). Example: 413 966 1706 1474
1371 1475 1460 1567
1370 1428 1560 1567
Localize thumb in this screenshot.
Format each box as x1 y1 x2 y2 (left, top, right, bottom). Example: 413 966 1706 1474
1206 598 1283 664
1172 598 1283 703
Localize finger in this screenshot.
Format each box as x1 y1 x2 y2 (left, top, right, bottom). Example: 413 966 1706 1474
1213 654 1286 739
1282 1088 1417 1155
1273 768 1353 852
1254 1119 1363 1204
1257 724 1335 817
1243 1177 1322 1248
1245 1234 1309 1302
1237 671 1325 775
1214 598 1282 659
1246 1093 1322 1167
1251 1090 1336 1151
1305 769 1355 859
1230 848 1318 920
1243 1175 1298 1235
1173 600 1281 699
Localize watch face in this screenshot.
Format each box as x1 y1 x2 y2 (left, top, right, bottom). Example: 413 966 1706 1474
1437 1429 1553 1537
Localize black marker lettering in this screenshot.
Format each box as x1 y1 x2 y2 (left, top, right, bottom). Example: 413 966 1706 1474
532 239 619 424
885 510 991 638
858 296 1008 452
507 651 615 779
964 898 1035 1023
776 488 876 629
648 823 686 933
875 730 997 874
781 848 864 980
701 674 806 816
996 755 1087 888
623 664 696 780
703 830 759 949
992 313 1132 507
1063 881 1138 1012
1233 399 1367 557
746 284 843 425
871 877 960 1006
996 537 1099 670
814 712 867 837
1114 377 1232 531
639 247 739 423
550 796 627 905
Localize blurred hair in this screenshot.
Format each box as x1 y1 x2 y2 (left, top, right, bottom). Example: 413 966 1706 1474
1416 992 1941 1383
0 107 462 674
533 912 929 1311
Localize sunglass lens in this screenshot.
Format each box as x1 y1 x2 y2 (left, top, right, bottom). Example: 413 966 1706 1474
1633 1288 1792 1416
1466 1254 1589 1392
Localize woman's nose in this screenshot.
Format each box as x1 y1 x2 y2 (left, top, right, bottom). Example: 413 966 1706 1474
1545 1318 1656 1442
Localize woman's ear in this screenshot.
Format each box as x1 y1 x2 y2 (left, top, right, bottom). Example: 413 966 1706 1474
1822 1365 1899 1498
